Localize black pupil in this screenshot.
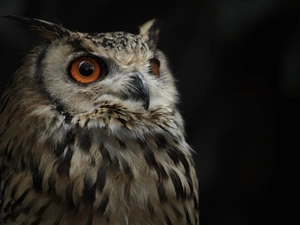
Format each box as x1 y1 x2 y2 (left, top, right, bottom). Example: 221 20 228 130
78 61 94 76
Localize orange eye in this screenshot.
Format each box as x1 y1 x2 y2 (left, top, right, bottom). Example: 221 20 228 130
149 58 160 77
70 56 101 83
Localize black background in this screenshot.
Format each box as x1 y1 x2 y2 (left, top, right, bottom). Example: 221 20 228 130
0 0 293 224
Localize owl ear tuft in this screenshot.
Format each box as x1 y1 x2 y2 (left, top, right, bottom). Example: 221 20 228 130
2 15 71 40
139 19 160 50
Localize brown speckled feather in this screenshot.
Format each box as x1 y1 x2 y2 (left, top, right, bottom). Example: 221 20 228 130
0 16 199 225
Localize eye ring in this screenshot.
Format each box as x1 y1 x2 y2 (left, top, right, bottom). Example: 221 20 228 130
69 56 101 83
149 58 160 77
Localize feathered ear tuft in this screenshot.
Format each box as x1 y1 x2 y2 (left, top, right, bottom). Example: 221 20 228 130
2 15 71 39
139 19 160 50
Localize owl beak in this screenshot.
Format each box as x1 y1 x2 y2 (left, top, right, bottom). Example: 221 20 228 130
129 73 150 110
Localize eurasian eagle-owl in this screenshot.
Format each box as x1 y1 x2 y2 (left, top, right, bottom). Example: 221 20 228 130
0 15 199 225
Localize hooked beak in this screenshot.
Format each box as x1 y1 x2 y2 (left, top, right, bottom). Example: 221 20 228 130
127 73 150 110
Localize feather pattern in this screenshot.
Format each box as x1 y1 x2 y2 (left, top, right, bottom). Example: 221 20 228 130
0 16 199 225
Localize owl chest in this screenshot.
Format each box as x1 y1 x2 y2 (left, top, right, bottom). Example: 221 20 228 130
45 129 167 219
1 125 194 224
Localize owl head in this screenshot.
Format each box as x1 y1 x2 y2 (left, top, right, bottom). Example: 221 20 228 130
4 15 179 117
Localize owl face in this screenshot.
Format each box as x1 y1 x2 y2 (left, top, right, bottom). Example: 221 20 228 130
11 16 179 115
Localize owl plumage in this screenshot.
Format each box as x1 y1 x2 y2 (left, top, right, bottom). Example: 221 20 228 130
0 16 199 225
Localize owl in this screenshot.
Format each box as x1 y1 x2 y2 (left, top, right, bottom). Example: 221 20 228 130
0 15 199 225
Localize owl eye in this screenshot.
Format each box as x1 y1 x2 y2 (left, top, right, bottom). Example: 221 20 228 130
149 58 160 77
69 56 101 83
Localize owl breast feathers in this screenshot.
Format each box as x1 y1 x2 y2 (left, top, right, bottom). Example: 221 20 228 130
0 16 199 225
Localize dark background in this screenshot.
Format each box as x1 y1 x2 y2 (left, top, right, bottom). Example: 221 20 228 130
0 0 292 224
